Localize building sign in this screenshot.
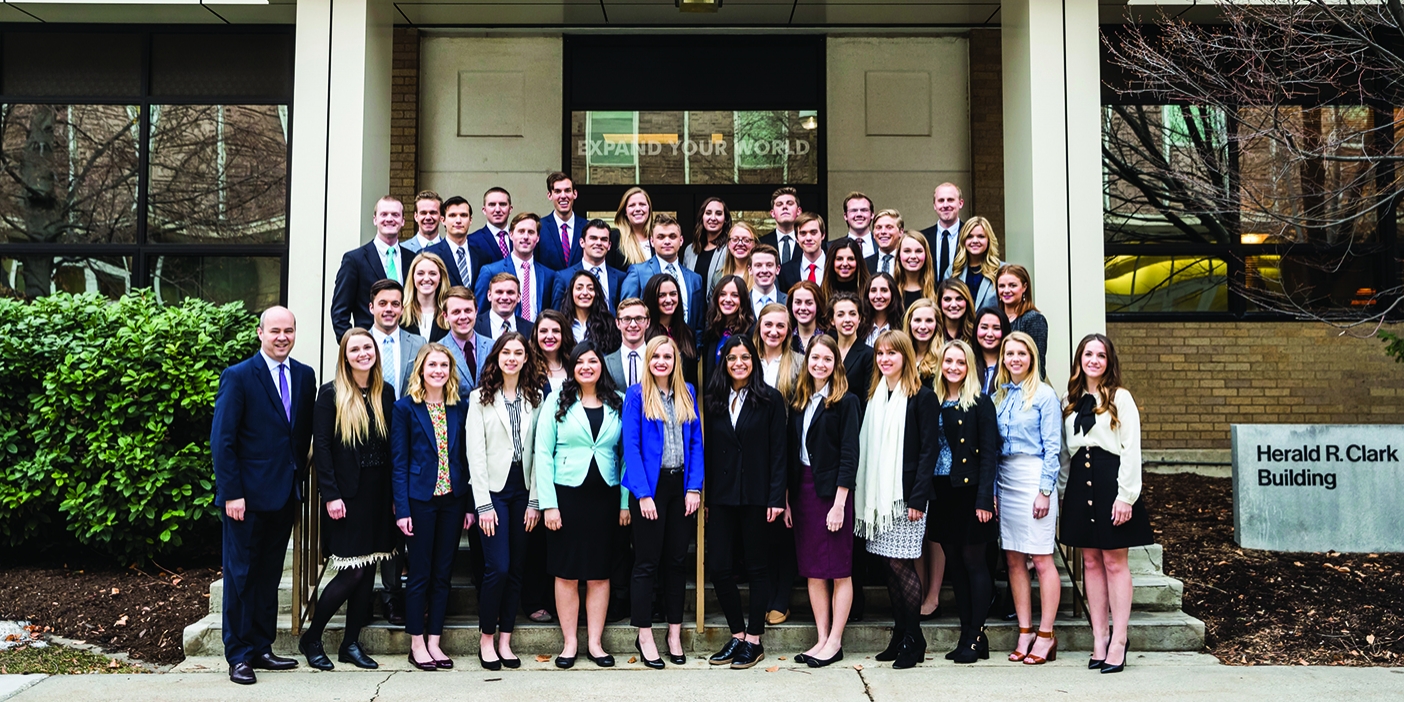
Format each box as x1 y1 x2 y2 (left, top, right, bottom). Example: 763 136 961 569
1231 424 1404 553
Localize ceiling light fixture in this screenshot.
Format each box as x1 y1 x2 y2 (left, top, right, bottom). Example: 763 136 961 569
677 0 721 14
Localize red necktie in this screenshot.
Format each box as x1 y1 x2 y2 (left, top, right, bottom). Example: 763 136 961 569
807 263 817 283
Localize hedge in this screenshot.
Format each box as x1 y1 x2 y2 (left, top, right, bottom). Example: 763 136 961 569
0 290 258 561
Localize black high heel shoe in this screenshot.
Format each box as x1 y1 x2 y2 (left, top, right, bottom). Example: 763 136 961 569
1089 629 1110 670
634 638 665 670
1100 636 1129 674
666 642 687 666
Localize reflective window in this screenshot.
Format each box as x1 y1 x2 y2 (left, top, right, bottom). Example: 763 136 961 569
151 255 281 312
2 254 132 299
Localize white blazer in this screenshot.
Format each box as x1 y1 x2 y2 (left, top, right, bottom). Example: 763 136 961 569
465 389 542 513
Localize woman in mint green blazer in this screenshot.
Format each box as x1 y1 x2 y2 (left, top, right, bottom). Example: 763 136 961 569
534 340 628 669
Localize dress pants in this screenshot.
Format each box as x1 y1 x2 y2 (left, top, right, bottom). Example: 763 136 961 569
628 471 691 628
405 494 465 637
222 493 297 665
766 517 797 614
478 478 529 634
707 504 771 637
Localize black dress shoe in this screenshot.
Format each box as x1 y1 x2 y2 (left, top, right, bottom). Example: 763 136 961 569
634 639 665 670
1100 638 1130 674
892 634 927 670
555 655 576 669
500 655 521 669
729 641 764 669
337 641 378 669
807 648 843 668
875 628 905 662
793 653 812 664
587 651 615 668
920 606 943 621
229 661 256 685
298 636 334 671
407 652 438 671
667 651 687 666
478 651 502 671
433 656 453 670
249 652 298 670
709 637 744 665
382 594 406 626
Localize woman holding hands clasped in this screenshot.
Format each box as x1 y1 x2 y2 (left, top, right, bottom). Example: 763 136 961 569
620 337 704 669
788 336 861 668
857 330 938 670
465 332 544 670
995 331 1063 666
535 341 628 669
1060 334 1152 674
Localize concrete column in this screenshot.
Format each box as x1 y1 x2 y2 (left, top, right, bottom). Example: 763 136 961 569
1001 0 1105 387
286 0 394 375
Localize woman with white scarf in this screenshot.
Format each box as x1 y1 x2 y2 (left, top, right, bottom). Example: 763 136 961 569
853 329 939 670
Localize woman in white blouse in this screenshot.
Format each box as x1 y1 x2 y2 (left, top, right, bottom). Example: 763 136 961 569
752 303 801 402
1058 333 1151 675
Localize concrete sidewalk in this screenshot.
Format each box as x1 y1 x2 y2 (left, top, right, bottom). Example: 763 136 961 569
4 654 1403 702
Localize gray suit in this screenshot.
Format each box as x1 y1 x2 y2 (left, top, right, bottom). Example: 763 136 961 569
380 328 425 399
605 345 646 390
442 332 492 400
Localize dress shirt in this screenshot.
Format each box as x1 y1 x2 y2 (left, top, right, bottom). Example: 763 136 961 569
864 323 889 347
512 254 537 317
621 342 644 386
760 355 781 388
553 212 575 255
751 287 779 315
798 383 830 465
996 382 1063 493
1061 388 1143 504
571 317 589 341
847 232 876 258
371 327 400 394
488 311 515 341
504 395 526 463
876 249 898 275
488 225 510 257
728 388 747 427
800 251 826 285
259 351 288 394
413 232 439 252
935 226 958 274
775 231 797 263
658 391 686 469
371 236 401 283
448 332 477 382
660 258 689 317
584 260 611 302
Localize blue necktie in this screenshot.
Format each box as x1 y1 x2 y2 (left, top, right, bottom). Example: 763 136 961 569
278 363 291 422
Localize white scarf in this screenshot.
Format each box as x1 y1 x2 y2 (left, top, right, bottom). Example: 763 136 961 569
854 379 910 539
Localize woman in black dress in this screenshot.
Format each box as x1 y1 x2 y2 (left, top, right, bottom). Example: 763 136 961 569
300 328 396 671
1060 334 1152 674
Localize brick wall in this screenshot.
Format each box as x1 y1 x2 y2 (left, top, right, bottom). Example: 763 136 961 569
967 28 1004 244
390 27 420 215
1109 321 1404 450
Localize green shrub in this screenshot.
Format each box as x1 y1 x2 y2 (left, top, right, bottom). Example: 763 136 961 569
0 290 258 561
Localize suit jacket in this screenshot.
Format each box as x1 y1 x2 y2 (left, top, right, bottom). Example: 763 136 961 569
551 261 626 313
869 249 902 276
787 391 861 501
330 240 415 342
474 257 555 320
533 392 628 510
760 229 800 264
381 328 426 399
475 313 533 339
466 390 542 512
211 353 317 511
920 220 962 280
839 339 874 413
604 346 646 389
424 237 493 290
941 394 1000 512
620 384 705 501
390 396 470 517
312 381 396 502
963 272 997 310
620 257 706 336
468 225 508 264
702 384 788 508
537 213 589 271
441 332 492 398
779 254 826 293
898 385 941 512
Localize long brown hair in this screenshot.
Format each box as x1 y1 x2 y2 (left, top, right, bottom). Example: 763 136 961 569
868 330 922 400
936 277 976 343
1064 333 1124 429
790 334 849 411
333 328 389 444
476 332 543 407
997 263 1038 318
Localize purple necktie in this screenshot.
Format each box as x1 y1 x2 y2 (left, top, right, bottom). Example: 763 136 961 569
278 363 291 422
560 222 571 260
497 231 509 258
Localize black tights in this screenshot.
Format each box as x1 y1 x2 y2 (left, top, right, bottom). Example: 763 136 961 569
306 565 375 648
884 557 922 635
943 541 993 633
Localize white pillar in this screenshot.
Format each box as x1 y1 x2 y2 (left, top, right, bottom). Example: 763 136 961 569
1001 0 1105 387
286 0 394 377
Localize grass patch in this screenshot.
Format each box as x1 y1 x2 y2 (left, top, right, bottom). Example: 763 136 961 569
0 645 149 675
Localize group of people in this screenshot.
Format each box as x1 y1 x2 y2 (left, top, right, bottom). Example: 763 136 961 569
211 175 1152 685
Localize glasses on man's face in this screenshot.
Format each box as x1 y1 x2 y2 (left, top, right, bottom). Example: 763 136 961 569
619 316 647 326
725 354 753 363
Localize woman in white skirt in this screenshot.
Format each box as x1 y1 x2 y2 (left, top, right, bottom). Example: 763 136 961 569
854 330 939 670
994 331 1063 666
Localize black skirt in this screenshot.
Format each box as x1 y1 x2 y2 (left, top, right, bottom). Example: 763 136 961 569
322 462 397 566
926 475 999 546
547 461 617 581
1059 446 1154 550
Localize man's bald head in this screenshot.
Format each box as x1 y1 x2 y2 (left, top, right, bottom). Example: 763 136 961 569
257 306 297 362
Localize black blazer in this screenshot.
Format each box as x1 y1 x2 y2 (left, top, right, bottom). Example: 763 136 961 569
402 321 451 343
703 384 788 508
330 240 415 343
474 313 533 338
312 381 396 502
840 340 874 413
939 394 1000 512
787 391 861 500
899 385 940 512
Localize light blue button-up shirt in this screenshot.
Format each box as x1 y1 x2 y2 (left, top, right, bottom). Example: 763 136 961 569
996 382 1063 493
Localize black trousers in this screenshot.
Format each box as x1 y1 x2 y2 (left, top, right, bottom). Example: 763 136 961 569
708 504 770 636
221 494 297 665
520 527 555 616
629 471 692 628
766 517 797 614
478 480 529 634
405 494 464 637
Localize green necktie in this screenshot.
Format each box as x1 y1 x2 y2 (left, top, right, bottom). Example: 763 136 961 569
386 246 399 282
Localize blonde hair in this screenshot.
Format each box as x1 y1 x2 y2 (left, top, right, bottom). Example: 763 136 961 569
613 187 654 266
896 232 937 302
936 340 981 411
752 302 798 401
402 252 451 331
333 328 389 444
790 335 849 412
640 336 698 423
873 208 904 230
951 216 1002 283
868 330 922 400
903 298 942 380
405 342 460 405
719 222 758 285
993 331 1043 412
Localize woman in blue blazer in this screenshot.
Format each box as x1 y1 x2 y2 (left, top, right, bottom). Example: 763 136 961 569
534 340 628 669
391 343 471 672
620 336 704 669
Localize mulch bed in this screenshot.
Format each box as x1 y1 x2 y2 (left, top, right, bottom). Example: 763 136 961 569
0 563 219 666
1141 472 1404 666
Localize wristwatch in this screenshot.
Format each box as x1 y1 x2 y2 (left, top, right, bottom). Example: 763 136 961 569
1039 489 1053 497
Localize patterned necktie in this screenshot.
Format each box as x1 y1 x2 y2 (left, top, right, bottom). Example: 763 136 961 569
881 253 893 274
277 363 291 421
455 246 470 286
382 336 397 393
781 237 793 264
496 231 509 258
500 319 511 335
665 263 685 318
807 263 817 283
520 263 534 322
385 246 399 283
628 351 639 386
560 222 571 261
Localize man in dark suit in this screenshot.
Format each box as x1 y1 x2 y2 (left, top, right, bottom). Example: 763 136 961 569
620 214 705 337
475 212 555 320
329 196 413 342
919 182 965 280
838 191 877 260
469 186 513 264
551 219 625 313
212 306 316 685
424 195 493 290
870 208 905 276
402 190 444 255
536 172 587 271
475 271 534 341
779 212 828 293
748 245 787 315
758 186 801 266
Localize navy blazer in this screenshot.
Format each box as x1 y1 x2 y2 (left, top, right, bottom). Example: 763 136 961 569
390 396 470 517
475 313 534 339
330 240 415 342
919 219 962 280
551 261 626 313
536 213 589 271
619 257 706 336
468 225 508 264
474 256 556 320
620 384 705 501
423 237 493 290
211 353 317 511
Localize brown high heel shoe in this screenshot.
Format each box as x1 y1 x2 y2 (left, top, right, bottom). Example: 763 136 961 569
1022 630 1057 665
1008 627 1035 662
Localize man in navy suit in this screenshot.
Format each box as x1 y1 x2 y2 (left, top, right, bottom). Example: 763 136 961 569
758 187 801 266
536 172 587 271
329 197 413 342
620 214 705 337
402 190 444 255
476 271 534 341
212 307 316 685
475 212 554 321
551 219 625 313
919 182 965 280
469 186 514 264
870 208 905 276
424 195 492 290
441 287 491 398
